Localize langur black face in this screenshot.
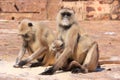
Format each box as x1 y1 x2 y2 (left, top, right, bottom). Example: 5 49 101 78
61 12 72 26
57 8 75 28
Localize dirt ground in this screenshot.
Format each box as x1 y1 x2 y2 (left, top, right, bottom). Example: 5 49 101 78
0 20 120 80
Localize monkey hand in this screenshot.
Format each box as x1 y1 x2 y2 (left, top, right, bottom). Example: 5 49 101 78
13 64 21 68
40 66 55 75
13 58 21 68
18 60 27 68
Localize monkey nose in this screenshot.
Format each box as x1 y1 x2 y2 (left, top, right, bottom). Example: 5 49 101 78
21 34 28 38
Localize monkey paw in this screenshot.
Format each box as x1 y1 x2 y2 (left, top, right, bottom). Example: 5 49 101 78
17 60 27 68
40 67 55 75
13 64 21 68
71 68 81 73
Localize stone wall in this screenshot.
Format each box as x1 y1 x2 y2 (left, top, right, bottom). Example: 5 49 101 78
61 0 120 20
0 0 120 20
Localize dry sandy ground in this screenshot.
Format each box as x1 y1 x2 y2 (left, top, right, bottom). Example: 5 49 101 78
0 61 120 80
0 20 120 80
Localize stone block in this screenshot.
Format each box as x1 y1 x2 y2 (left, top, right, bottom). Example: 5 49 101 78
15 0 46 3
0 13 33 20
15 1 46 12
47 3 61 20
98 0 114 4
85 1 111 20
110 13 120 20
48 0 61 3
32 12 47 20
0 0 15 2
0 2 17 12
110 0 120 13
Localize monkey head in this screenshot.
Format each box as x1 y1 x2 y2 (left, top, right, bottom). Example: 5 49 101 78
18 19 35 41
50 39 64 53
56 8 76 28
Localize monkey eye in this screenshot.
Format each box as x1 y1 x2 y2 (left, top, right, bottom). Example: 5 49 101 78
60 43 64 47
67 13 71 16
28 22 33 27
61 12 71 17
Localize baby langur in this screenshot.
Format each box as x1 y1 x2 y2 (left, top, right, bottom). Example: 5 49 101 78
13 19 55 68
50 39 64 59
41 8 99 75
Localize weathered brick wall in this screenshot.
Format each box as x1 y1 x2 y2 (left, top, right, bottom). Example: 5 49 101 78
62 0 120 20
0 0 48 20
0 0 120 20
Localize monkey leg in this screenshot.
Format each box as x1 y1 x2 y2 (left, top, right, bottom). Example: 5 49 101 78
30 56 45 67
42 51 55 66
17 47 47 68
27 46 43 67
66 61 88 73
40 48 73 75
82 42 99 72
13 46 26 68
30 50 49 67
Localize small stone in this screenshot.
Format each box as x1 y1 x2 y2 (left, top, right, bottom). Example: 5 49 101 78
86 7 95 13
111 14 118 20
107 68 112 71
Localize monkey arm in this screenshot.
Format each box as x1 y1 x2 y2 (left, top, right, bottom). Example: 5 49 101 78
13 41 27 68
53 27 80 70
16 46 26 64
54 47 72 69
17 47 47 67
57 33 62 40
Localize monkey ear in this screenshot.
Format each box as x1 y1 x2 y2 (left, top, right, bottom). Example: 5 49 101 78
28 22 33 27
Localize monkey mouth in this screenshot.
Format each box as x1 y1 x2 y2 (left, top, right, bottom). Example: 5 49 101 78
24 38 30 41
21 34 31 41
61 19 70 26
22 34 29 38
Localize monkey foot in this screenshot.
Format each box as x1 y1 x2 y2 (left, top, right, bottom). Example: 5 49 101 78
13 60 27 68
40 67 55 75
30 62 42 67
18 60 27 67
71 68 88 73
71 68 82 73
